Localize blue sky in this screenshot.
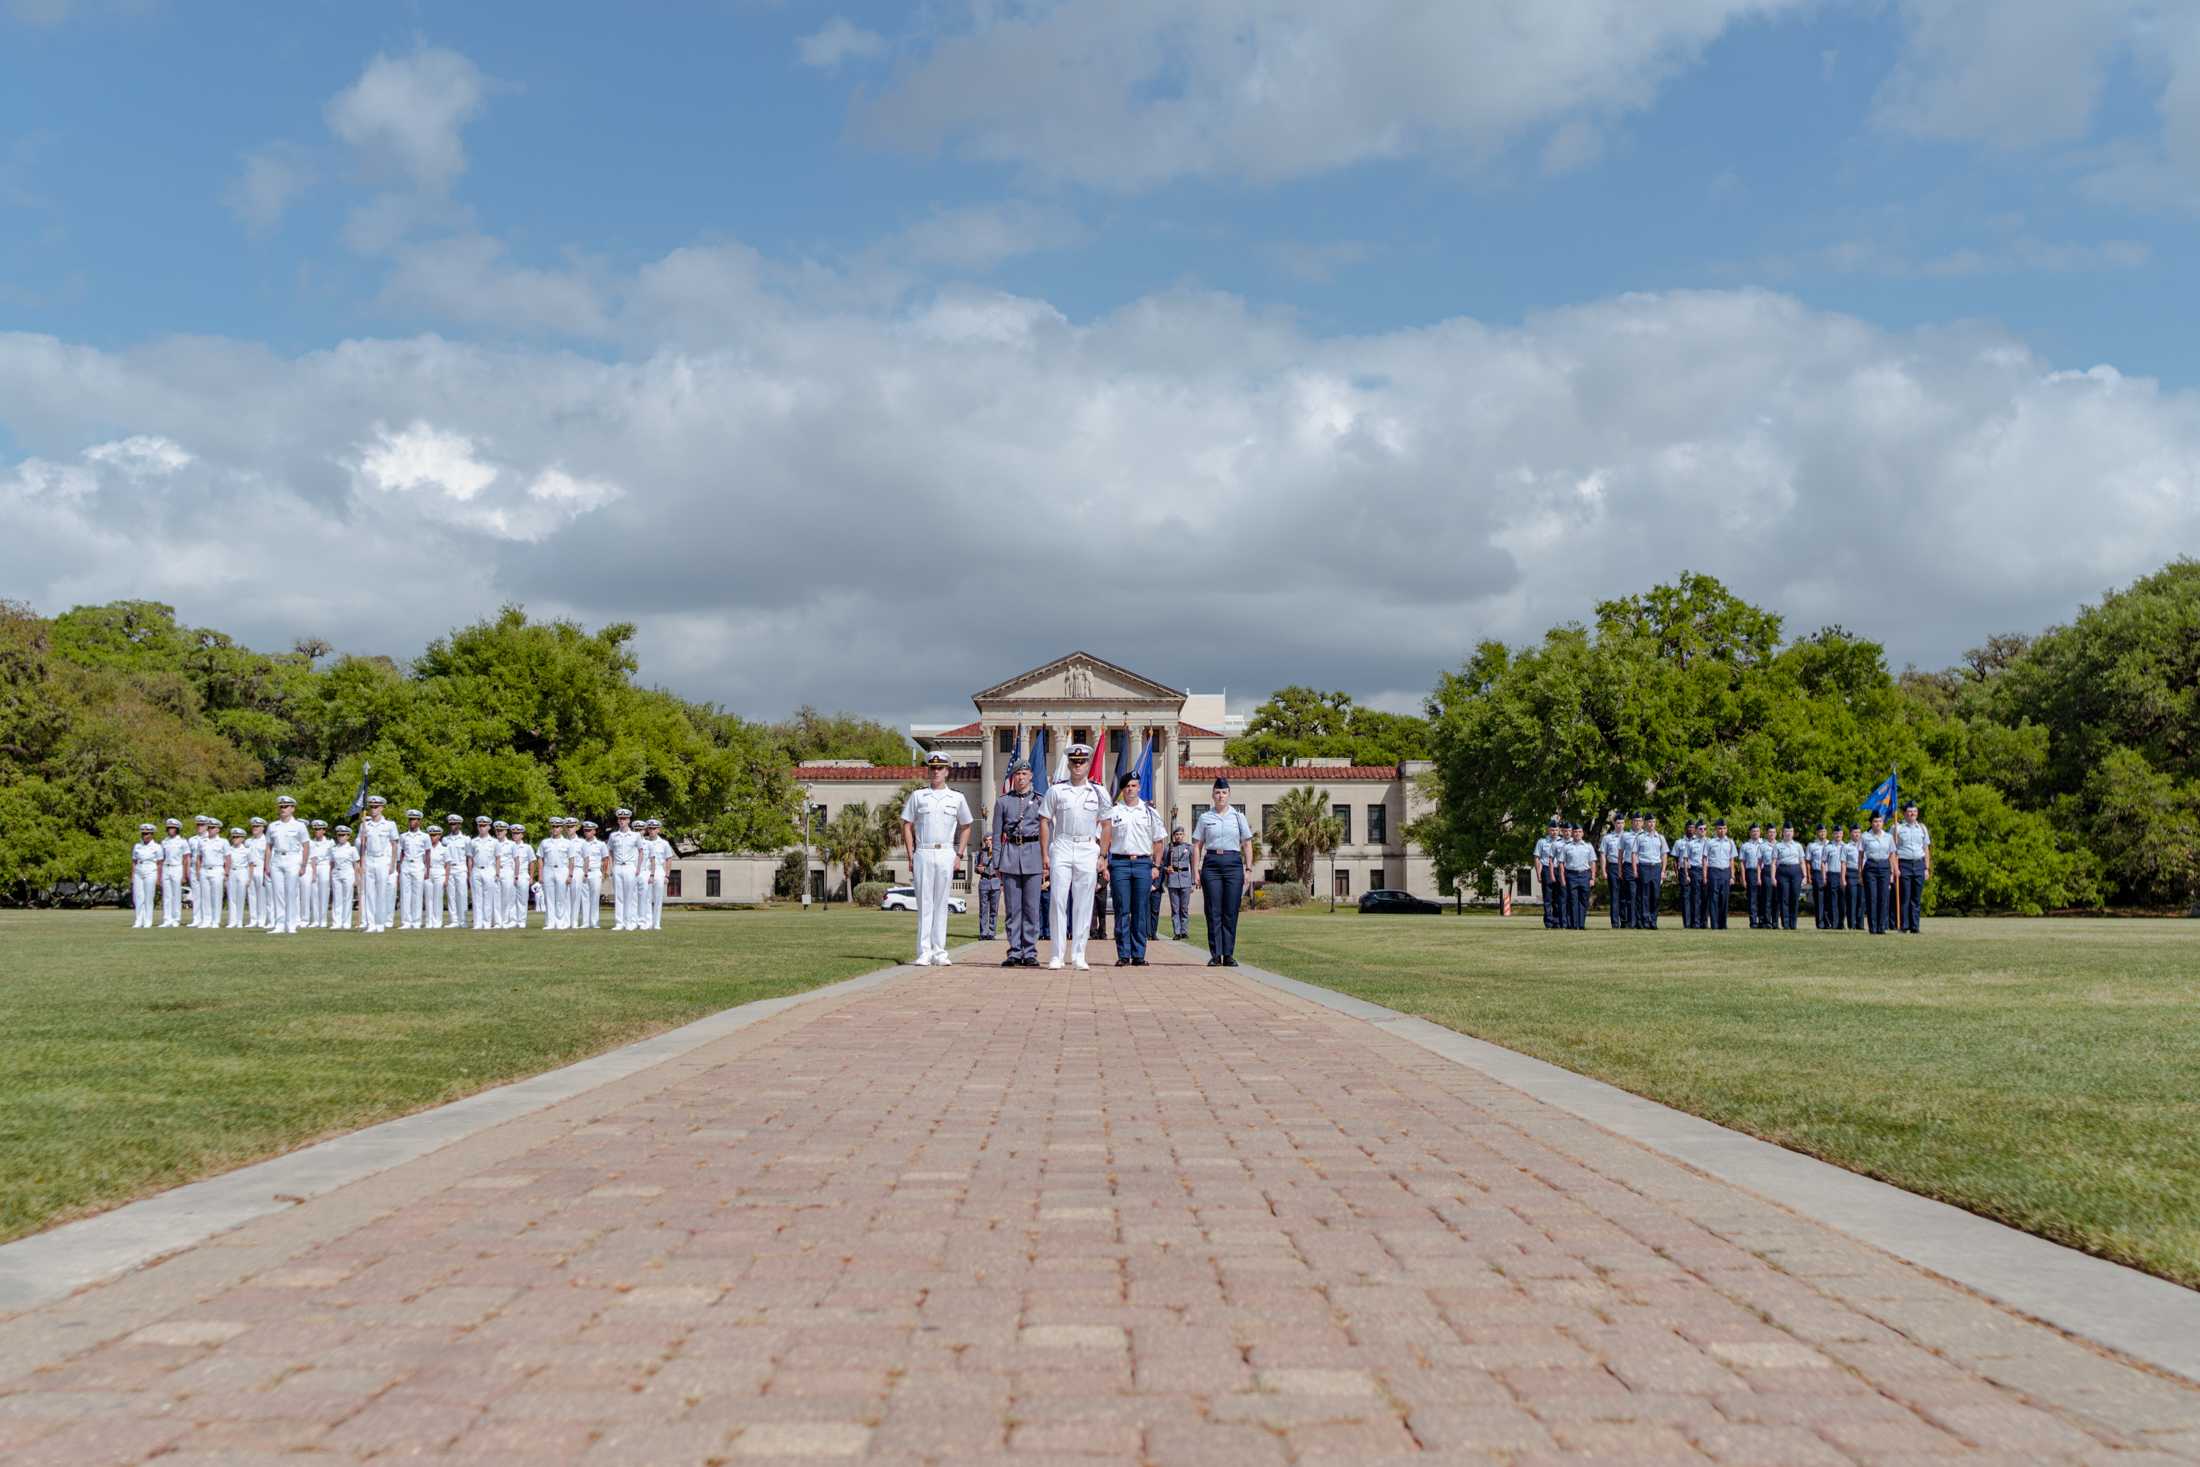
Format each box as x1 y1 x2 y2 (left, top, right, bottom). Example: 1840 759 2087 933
3 0 2197 720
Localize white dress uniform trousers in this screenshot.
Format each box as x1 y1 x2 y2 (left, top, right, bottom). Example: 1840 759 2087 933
131 842 162 927
504 843 528 928
306 841 331 927
329 846 358 929
541 840 568 929
648 838 673 929
397 830 430 928
1043 782 1107 967
244 836 270 928
424 849 444 928
193 836 224 927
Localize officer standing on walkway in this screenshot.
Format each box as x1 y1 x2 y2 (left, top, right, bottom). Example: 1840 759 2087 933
1703 818 1737 929
989 761 1046 967
975 836 1001 941
1160 825 1194 940
1193 777 1251 966
1894 801 1931 934
1632 814 1667 928
901 752 973 968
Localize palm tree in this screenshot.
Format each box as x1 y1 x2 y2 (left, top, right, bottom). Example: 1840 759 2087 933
819 802 886 902
1266 784 1343 891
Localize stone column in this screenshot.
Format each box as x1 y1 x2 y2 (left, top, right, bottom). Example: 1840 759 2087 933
1163 723 1179 835
979 722 997 821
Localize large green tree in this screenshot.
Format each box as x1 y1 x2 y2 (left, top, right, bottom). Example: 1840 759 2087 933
1225 685 1430 766
0 600 797 903
770 706 913 766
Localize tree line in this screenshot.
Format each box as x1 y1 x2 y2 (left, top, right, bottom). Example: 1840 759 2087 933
1415 561 2200 915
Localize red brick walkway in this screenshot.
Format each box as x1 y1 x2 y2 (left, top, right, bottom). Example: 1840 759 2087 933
2 939 2196 1464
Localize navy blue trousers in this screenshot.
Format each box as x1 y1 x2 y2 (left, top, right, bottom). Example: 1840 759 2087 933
1776 865 1801 928
1200 852 1243 960
1706 872 1731 928
1609 871 1629 927
1542 867 1559 927
1742 870 1761 927
1863 862 1892 933
1900 859 1925 932
1633 872 1661 928
1109 855 1151 961
1679 873 1696 927
1566 874 1591 928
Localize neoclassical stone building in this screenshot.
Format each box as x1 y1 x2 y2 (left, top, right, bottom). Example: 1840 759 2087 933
791 651 1462 904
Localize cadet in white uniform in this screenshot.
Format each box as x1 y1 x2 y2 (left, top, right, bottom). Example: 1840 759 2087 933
190 817 223 928
537 819 567 930
578 819 605 927
647 819 676 930
265 795 308 935
607 809 642 930
465 816 495 929
243 816 270 928
1040 743 1106 970
901 755 973 966
156 818 188 926
130 824 162 927
440 814 470 929
506 824 534 928
222 827 250 926
424 828 445 928
355 796 397 933
397 810 432 929
329 825 360 929
305 821 333 927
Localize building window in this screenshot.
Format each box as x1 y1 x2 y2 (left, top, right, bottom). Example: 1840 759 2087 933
1334 867 1351 898
1370 868 1385 893
1367 804 1388 845
1515 870 1533 897
1073 727 1090 745
997 728 1015 753
1260 804 1274 833
1333 805 1352 843
667 870 683 898
808 804 828 836
809 870 825 901
705 868 721 898
1264 868 1284 885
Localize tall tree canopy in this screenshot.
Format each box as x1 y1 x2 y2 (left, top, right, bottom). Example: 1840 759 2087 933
769 706 913 766
1421 572 2100 915
1226 685 1430 766
0 601 797 903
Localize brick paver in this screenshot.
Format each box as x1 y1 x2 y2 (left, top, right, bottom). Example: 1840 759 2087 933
3 939 2197 1464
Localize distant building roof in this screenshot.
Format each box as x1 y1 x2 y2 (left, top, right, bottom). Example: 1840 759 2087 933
1180 765 1401 781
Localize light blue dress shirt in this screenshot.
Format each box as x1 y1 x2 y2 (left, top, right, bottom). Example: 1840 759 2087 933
1193 807 1250 852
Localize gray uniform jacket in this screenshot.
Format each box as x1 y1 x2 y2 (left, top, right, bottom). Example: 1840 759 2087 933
989 792 1047 877
1162 840 1194 890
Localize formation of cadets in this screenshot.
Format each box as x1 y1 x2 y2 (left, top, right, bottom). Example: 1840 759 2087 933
127 796 679 934
1536 803 1934 934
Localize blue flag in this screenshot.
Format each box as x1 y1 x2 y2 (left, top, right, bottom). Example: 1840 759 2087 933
1135 735 1154 805
344 761 372 820
1028 730 1048 800
1859 769 1898 820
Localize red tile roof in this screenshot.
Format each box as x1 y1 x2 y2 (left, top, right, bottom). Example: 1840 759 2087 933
933 721 983 739
794 765 977 782
1179 765 1401 782
1178 722 1224 738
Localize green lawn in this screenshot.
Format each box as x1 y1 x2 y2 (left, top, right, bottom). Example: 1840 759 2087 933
1208 911 2200 1287
0 907 970 1244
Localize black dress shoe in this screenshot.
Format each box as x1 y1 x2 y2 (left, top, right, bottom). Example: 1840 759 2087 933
1223 956 1238 966
1134 957 1149 966
1207 957 1220 967
1000 958 1017 968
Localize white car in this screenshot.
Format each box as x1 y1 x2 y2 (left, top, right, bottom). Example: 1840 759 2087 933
880 885 967 914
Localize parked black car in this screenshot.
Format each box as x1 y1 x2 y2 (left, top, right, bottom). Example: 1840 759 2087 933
1358 888 1442 914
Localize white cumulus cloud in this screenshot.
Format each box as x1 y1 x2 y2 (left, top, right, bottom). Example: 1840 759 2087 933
325 46 487 192
799 16 885 71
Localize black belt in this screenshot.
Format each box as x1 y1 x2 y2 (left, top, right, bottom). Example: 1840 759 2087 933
1003 833 1038 843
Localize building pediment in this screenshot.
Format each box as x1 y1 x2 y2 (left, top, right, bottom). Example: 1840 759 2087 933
973 652 1184 710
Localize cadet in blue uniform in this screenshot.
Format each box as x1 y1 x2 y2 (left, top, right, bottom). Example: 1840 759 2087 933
1632 814 1667 927
1600 810 1629 928
1560 821 1594 929
1773 823 1804 930
1808 825 1832 929
989 761 1046 967
1859 813 1896 934
1738 824 1764 928
1674 821 1697 927
1842 823 1865 929
1703 819 1736 929
1894 802 1931 934
1193 777 1251 966
1536 818 1562 929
